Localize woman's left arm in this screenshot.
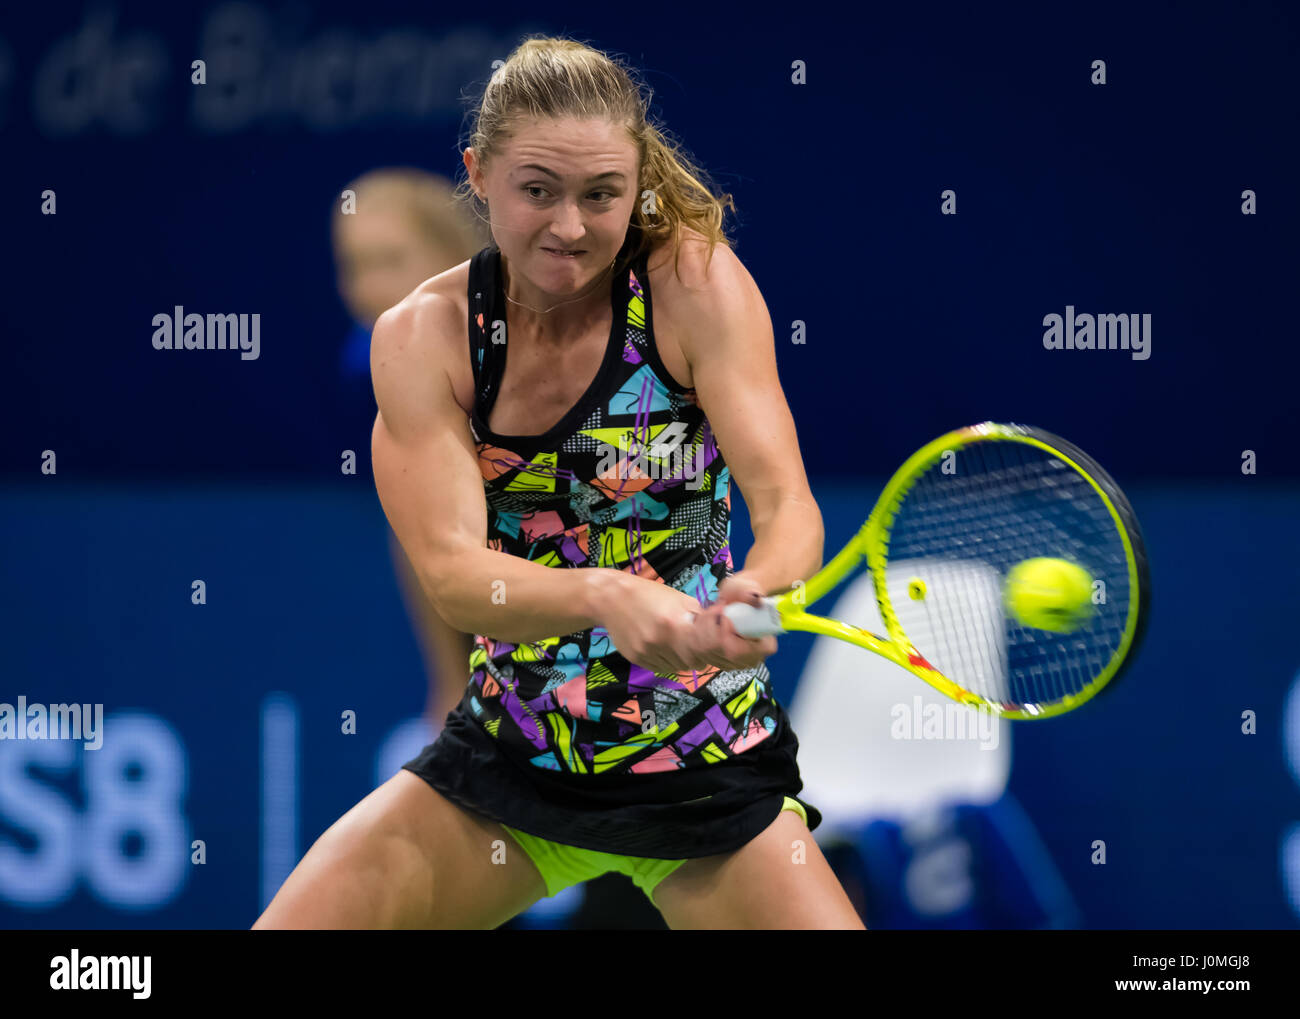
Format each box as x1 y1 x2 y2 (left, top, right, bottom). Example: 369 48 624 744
672 242 825 604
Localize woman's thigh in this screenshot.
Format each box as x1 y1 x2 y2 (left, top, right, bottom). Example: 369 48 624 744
652 809 865 930
252 769 547 929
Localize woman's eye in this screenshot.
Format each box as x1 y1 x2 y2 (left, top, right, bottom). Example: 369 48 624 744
523 186 615 202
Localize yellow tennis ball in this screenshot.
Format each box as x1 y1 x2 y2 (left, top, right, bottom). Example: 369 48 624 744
1003 557 1094 633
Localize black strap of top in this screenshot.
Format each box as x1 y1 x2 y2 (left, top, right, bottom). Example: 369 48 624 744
467 244 502 411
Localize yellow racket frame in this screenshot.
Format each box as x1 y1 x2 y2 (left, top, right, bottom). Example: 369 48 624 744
752 422 1147 719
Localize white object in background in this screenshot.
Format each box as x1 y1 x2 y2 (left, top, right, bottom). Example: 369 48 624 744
787 558 1012 833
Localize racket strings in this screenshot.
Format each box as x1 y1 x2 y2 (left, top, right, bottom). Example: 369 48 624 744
882 439 1131 713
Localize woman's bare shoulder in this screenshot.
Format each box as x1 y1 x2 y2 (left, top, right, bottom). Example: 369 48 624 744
371 260 476 418
645 227 750 301
644 228 756 386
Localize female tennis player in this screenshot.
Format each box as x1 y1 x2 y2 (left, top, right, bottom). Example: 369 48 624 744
254 35 864 930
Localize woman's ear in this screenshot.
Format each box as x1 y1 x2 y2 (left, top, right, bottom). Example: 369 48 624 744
462 148 481 199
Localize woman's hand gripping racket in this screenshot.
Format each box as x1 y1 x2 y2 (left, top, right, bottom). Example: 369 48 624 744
724 422 1151 719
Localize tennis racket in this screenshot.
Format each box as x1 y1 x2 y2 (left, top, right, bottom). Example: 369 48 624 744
725 422 1150 719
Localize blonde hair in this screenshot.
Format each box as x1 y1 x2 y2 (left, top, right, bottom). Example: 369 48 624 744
457 36 737 280
333 167 488 262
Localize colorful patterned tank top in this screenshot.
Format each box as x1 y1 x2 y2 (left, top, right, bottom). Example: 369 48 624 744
460 241 786 776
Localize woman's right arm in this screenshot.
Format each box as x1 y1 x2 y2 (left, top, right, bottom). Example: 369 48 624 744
369 288 773 673
370 290 609 644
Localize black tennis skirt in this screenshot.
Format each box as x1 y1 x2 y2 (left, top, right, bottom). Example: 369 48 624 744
402 699 823 860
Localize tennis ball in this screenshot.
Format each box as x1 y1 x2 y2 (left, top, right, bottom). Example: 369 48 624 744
1003 557 1094 633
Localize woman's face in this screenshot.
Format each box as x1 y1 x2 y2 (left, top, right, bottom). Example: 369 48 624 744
334 202 453 328
467 116 639 300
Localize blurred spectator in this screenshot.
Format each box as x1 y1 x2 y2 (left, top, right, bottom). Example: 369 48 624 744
331 167 485 728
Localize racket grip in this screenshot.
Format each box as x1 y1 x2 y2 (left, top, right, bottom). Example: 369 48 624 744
724 598 785 638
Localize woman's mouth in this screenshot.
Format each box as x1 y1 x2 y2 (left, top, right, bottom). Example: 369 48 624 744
542 247 585 258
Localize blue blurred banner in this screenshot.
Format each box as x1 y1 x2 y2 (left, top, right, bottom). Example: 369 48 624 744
2 1 1297 479
1 482 1297 928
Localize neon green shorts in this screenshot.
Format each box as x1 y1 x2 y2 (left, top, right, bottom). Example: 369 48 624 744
500 795 810 909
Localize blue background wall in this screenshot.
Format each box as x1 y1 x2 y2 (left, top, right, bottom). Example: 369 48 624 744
1 1 1297 928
